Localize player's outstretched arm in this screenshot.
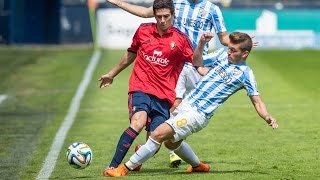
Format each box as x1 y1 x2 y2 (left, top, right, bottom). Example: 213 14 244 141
106 0 154 18
193 32 214 76
99 51 136 88
249 95 279 129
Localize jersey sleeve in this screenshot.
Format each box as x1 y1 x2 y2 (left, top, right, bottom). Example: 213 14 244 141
182 36 194 63
127 25 141 53
243 69 260 96
211 5 227 34
203 48 225 66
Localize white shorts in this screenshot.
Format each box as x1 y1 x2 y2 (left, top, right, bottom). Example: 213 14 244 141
166 101 209 142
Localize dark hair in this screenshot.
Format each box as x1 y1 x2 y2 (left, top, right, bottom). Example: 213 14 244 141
153 0 174 15
229 32 253 52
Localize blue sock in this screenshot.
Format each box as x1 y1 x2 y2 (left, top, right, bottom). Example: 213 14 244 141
109 127 139 168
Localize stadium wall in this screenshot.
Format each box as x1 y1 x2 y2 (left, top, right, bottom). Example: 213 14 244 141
0 0 93 45
96 6 320 49
222 9 320 49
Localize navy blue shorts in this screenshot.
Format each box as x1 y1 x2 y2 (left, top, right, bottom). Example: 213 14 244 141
128 91 170 132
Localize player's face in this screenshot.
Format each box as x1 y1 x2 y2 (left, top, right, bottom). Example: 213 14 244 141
154 8 173 33
227 43 248 64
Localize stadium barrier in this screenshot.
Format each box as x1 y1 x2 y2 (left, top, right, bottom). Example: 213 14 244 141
0 0 92 44
96 6 320 49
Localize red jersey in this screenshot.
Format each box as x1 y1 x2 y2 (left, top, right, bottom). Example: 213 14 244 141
127 23 193 106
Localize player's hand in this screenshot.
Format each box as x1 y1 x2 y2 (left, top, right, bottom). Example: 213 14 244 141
265 115 279 129
251 36 259 48
200 32 214 43
99 74 114 88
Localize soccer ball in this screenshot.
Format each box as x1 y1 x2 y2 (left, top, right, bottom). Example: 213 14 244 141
66 142 93 169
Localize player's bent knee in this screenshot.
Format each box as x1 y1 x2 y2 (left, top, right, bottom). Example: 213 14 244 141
150 123 175 143
150 131 166 143
130 111 148 132
164 140 181 150
130 120 146 133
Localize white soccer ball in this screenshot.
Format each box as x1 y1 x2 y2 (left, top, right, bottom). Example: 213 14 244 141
66 142 93 169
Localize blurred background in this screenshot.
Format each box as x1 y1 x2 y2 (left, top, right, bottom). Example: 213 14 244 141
0 1 319 179
0 0 319 49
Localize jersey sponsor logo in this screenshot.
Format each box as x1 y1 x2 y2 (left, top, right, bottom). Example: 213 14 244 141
215 65 232 84
142 50 170 66
176 17 204 30
153 50 162 56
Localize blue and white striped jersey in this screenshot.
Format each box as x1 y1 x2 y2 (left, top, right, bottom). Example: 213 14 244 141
186 48 260 119
175 48 225 99
173 0 227 54
203 47 225 66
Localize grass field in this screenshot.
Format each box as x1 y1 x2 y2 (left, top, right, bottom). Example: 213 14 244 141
0 47 319 180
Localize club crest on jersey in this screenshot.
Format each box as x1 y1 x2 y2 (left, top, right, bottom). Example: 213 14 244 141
199 9 208 16
233 69 242 75
170 41 176 50
145 39 151 44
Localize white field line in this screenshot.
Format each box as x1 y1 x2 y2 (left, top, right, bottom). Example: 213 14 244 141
36 49 101 180
0 94 8 105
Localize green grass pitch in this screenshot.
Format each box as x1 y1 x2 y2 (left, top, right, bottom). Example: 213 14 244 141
0 47 319 179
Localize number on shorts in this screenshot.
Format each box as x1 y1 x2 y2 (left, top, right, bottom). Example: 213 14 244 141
176 118 187 127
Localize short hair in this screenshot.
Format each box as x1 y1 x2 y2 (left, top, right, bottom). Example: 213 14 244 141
153 0 174 15
229 32 253 52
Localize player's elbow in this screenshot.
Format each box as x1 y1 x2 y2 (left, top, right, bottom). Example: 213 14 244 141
220 38 229 46
197 67 209 76
218 32 229 46
140 7 154 18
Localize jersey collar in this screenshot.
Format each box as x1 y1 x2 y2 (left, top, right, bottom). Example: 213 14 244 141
188 0 204 5
153 23 174 36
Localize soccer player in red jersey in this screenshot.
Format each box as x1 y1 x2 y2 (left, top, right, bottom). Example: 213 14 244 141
99 0 194 176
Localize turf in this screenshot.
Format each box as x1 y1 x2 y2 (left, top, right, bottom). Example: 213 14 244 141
0 48 319 179
0 47 93 179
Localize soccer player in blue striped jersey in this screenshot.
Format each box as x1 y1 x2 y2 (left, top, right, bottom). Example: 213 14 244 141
106 0 229 51
106 0 229 168
106 32 278 177
173 0 227 53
